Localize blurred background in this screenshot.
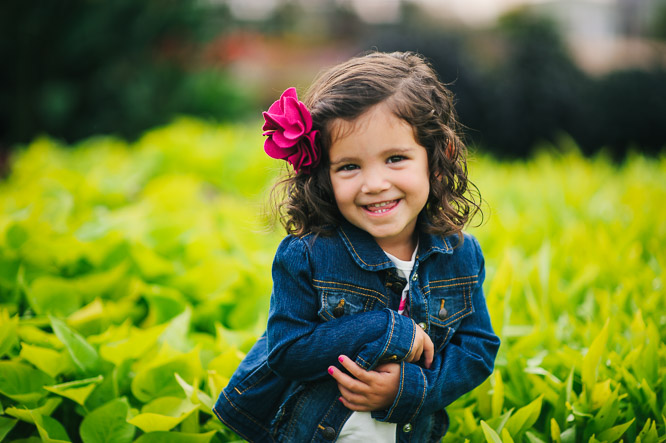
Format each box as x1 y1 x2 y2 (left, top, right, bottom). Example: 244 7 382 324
2 0 666 165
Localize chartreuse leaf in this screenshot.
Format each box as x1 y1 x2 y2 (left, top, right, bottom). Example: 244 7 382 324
214 322 258 354
174 373 214 412
127 397 198 432
158 307 192 352
480 420 502 443
84 360 132 412
0 361 54 405
484 408 513 436
134 430 216 443
582 320 609 394
49 315 101 375
99 323 165 366
6 222 29 248
639 378 661 419
18 324 64 349
131 345 202 403
67 299 105 337
596 418 634 442
0 308 18 357
637 418 658 443
71 262 130 301
525 431 546 443
635 320 659 386
501 428 515 443
206 346 244 378
588 385 620 434
79 397 135 443
4 397 62 424
142 286 187 327
590 379 612 411
491 370 504 417
44 376 103 406
0 416 18 441
206 370 229 400
27 276 83 317
550 418 561 443
505 395 543 437
20 343 71 378
131 242 174 279
30 411 71 442
560 426 576 443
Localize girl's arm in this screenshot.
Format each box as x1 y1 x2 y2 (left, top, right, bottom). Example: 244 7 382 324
369 239 500 424
265 235 418 382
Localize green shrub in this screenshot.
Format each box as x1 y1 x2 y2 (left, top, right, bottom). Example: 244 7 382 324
0 120 664 442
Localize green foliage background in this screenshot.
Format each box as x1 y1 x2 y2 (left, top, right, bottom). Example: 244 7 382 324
0 120 664 442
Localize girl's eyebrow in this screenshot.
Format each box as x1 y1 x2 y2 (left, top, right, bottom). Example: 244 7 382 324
329 147 414 165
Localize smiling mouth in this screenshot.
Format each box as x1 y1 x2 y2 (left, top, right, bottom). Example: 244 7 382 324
363 200 399 214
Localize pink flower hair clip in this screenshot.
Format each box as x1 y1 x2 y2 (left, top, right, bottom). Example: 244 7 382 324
262 87 320 174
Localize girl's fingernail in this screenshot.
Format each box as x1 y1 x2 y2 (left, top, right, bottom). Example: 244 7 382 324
338 356 344 363
328 367 334 375
338 397 343 402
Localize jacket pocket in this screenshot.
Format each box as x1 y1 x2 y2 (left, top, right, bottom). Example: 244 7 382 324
424 275 477 352
313 279 388 321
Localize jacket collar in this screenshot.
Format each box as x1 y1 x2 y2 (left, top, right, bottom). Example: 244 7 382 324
337 221 454 272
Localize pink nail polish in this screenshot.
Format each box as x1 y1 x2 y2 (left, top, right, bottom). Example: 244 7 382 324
328 367 334 375
338 356 344 363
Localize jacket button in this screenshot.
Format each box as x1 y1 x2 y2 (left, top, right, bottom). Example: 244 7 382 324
438 307 448 320
418 322 427 330
411 273 418 281
402 423 412 433
322 426 336 440
333 306 344 318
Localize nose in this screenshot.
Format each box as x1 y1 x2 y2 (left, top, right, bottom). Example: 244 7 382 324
360 167 391 194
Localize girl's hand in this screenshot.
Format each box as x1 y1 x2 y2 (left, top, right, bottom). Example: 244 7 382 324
406 325 434 368
328 355 400 411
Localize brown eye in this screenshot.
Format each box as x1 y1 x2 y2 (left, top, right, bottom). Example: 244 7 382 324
387 155 406 163
338 164 358 172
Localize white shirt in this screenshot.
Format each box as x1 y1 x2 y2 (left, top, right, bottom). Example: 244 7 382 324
337 246 417 443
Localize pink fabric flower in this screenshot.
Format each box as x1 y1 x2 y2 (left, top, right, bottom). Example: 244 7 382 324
262 87 320 174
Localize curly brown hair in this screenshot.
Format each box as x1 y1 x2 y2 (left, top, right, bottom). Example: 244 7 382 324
269 51 482 243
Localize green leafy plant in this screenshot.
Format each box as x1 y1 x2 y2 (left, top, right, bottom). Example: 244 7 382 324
1 120 664 442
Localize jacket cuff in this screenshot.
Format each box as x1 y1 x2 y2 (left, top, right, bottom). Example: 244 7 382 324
354 309 416 370
371 361 426 423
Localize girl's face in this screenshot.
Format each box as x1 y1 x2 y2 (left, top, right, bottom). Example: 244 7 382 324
328 103 430 259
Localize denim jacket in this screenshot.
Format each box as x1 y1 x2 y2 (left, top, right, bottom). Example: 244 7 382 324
213 222 500 442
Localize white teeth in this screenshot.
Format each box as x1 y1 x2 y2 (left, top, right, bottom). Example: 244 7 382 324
368 201 393 208
365 200 396 213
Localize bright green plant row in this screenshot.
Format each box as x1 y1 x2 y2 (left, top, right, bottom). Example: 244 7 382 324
452 143 666 442
0 119 664 442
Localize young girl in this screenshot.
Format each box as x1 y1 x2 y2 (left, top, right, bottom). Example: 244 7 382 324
213 51 500 442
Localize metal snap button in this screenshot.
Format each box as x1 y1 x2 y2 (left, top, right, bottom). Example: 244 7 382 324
418 322 427 330
402 423 412 433
411 273 418 281
322 426 336 440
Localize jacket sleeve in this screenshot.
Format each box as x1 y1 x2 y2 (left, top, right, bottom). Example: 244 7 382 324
372 236 500 424
266 235 417 381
